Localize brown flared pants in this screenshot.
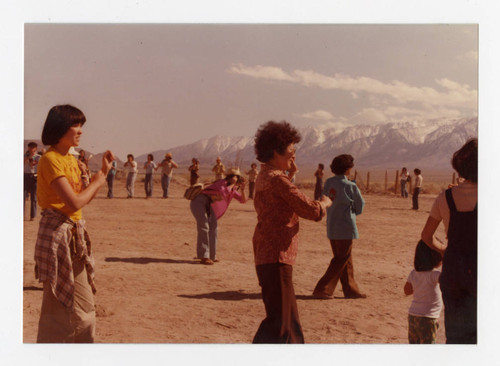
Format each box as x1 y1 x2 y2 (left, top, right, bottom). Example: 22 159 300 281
313 239 362 297
253 263 305 343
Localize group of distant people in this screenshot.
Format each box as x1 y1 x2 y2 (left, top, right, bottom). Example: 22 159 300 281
399 167 424 210
28 104 477 346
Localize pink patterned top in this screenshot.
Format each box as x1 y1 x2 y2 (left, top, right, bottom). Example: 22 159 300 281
253 164 325 265
202 179 244 220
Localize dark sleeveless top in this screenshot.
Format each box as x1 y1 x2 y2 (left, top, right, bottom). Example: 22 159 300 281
439 188 477 295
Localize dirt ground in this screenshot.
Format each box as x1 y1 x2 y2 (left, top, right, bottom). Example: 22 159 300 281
23 175 447 344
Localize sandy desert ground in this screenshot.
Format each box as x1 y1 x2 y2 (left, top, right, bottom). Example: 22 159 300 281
23 174 447 344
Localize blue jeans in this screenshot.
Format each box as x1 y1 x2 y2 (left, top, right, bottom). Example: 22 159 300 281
161 174 171 198
126 172 137 198
400 180 408 198
144 173 153 197
106 173 115 198
24 173 37 219
190 194 218 260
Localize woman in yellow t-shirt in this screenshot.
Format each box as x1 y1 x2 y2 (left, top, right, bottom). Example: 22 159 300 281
34 104 115 343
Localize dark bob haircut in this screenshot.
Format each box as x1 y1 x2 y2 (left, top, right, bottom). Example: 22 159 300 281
254 121 301 163
452 138 478 183
41 105 86 146
414 240 442 272
330 154 354 175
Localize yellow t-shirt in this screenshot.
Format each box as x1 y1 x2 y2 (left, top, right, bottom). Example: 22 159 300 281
37 147 83 221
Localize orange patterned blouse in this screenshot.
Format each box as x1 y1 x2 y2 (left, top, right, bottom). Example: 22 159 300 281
252 164 325 266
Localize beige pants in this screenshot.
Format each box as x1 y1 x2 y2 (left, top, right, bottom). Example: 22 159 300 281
37 258 96 343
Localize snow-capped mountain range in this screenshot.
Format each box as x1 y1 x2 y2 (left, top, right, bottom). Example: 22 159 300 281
138 117 477 170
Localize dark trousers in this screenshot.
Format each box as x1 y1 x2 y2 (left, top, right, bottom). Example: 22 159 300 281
144 173 153 197
313 239 362 297
253 263 304 344
440 284 477 344
248 181 255 199
106 174 115 198
412 187 421 209
24 173 37 219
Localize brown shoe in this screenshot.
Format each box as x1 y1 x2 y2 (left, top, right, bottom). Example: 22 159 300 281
344 293 367 299
201 258 214 265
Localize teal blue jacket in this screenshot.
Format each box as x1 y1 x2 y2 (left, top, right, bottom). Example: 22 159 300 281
322 175 365 240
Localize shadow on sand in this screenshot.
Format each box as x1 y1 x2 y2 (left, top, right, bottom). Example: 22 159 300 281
178 290 261 301
105 257 198 265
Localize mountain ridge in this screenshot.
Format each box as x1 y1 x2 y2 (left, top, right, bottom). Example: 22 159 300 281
137 117 477 170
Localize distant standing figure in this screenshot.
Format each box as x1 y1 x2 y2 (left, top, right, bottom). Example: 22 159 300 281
157 152 178 198
190 168 246 264
24 141 41 220
404 240 443 344
314 163 325 200
412 169 423 210
143 154 157 198
420 138 477 344
106 160 117 198
212 157 226 181
246 163 258 199
78 150 91 187
400 167 410 198
124 154 138 198
188 158 200 185
313 154 366 300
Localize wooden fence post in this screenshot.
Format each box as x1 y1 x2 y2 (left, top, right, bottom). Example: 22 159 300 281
384 170 388 192
366 172 370 192
452 172 456 185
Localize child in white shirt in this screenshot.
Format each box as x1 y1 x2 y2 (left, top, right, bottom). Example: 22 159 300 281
404 240 443 343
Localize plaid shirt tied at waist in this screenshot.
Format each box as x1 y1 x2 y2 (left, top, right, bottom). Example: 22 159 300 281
35 208 96 310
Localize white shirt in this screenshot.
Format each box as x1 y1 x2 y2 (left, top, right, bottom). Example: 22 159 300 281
124 161 138 174
407 269 443 318
415 174 423 188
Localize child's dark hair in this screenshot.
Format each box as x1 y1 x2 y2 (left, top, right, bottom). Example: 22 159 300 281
127 154 134 160
414 240 442 271
414 168 421 175
41 105 86 146
148 154 154 161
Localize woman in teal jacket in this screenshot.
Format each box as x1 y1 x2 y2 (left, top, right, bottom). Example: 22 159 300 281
313 154 366 299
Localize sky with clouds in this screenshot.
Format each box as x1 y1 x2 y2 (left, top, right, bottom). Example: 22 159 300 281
24 24 477 159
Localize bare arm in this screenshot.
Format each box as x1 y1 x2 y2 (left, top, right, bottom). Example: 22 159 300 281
50 151 115 211
421 216 446 255
404 281 413 296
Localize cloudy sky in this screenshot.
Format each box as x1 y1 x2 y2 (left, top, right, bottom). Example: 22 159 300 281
24 23 477 159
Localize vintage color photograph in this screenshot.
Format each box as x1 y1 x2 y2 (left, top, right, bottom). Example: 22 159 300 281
5 0 499 365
